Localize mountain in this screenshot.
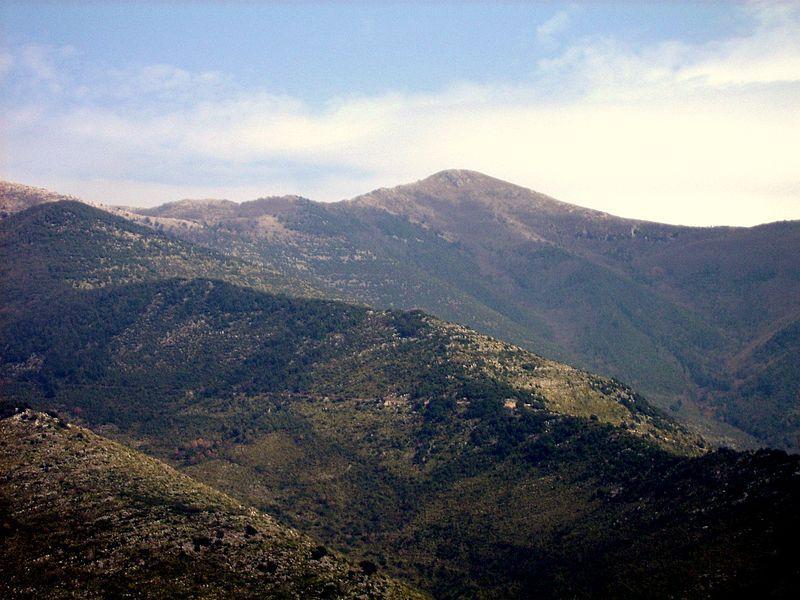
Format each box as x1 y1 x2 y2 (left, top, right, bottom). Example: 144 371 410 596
0 406 423 599
114 171 800 450
5 176 799 451
0 180 236 241
0 200 319 319
351 171 800 448
2 200 800 597
0 181 80 217
1 275 699 454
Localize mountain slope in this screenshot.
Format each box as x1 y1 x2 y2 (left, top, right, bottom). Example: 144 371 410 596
0 181 81 216
351 170 800 448
2 199 800 597
8 175 798 449
125 169 800 449
0 406 423 599
128 177 726 405
717 318 800 448
1 277 697 453
3 278 799 598
0 200 319 317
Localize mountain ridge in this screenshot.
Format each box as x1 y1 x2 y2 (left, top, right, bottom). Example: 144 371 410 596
2 174 798 450
6 170 796 228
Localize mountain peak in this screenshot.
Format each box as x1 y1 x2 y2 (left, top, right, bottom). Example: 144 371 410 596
350 168 605 239
413 169 538 197
422 168 496 187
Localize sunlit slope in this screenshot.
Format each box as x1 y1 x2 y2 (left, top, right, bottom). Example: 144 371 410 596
0 407 424 599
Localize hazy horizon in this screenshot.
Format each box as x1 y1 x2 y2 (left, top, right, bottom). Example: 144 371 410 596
2 1 799 226
3 167 799 230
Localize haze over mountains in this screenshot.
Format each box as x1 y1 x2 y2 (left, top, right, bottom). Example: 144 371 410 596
1 171 799 597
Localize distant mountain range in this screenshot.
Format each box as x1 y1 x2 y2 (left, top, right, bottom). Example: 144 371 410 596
1 190 799 597
4 171 797 450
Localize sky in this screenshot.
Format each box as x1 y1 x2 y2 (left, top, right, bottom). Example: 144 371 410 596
1 1 799 226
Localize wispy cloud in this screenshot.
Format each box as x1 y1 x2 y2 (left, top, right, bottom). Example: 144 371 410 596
535 7 576 46
1 2 799 225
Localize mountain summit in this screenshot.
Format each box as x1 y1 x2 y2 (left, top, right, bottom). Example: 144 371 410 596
351 169 612 241
352 169 674 247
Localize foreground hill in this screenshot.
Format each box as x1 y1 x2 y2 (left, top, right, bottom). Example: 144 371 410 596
0 406 422 599
3 277 799 594
120 171 800 450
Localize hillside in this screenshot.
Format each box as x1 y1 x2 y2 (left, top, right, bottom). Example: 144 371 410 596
3 280 799 597
129 178 719 405
0 200 319 318
0 181 80 217
0 406 422 599
2 198 800 596
0 202 700 454
6 176 798 450
109 171 799 450
352 171 800 448
0 180 206 234
0 276 698 453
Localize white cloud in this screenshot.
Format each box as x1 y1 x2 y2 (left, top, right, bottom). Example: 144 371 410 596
535 8 574 46
2 1 800 224
20 45 58 81
678 2 800 85
17 44 76 82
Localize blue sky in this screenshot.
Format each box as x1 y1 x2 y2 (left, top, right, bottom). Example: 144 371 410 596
1 1 799 225
1 3 743 101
